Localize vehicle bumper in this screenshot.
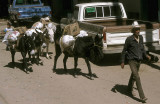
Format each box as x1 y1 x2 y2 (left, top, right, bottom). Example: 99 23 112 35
18 15 51 22
103 43 160 54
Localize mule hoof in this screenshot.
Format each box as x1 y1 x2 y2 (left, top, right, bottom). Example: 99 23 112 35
39 61 43 65
25 70 29 74
89 77 94 80
49 56 52 59
46 56 49 59
52 69 56 73
40 62 43 66
29 67 33 72
73 74 77 78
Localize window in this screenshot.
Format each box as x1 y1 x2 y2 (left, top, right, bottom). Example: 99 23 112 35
84 4 122 19
96 7 103 17
16 0 24 5
26 0 40 4
16 0 40 5
84 7 96 18
104 6 110 17
110 5 122 17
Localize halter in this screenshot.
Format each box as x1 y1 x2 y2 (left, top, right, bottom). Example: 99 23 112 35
93 43 103 49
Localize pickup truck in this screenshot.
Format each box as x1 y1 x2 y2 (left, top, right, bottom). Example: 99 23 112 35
60 2 160 54
8 0 52 23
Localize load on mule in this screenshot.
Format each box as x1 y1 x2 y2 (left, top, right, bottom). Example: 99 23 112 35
53 24 104 79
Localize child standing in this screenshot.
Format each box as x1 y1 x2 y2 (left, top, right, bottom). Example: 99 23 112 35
2 22 14 50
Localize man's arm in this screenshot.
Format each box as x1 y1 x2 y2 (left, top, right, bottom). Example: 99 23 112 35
121 37 129 69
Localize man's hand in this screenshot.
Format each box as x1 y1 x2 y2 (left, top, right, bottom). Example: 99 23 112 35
121 63 124 69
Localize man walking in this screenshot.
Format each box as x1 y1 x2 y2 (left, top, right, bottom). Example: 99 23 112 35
121 21 151 103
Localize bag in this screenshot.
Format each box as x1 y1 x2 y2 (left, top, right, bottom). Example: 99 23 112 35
63 22 80 36
14 26 27 34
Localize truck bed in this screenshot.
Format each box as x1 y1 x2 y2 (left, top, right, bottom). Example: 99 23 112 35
85 19 160 31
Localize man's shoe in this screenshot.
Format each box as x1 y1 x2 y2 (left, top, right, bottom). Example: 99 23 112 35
140 97 148 103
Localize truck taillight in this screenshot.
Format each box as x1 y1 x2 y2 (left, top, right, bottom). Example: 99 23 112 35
17 13 21 16
103 32 106 43
50 11 52 15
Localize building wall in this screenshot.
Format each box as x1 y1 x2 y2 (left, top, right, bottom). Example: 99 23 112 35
119 0 140 19
119 0 159 22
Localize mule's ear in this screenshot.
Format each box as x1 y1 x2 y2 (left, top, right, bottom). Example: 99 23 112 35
45 25 49 30
97 34 103 39
32 32 37 37
43 28 48 34
43 29 48 37
35 29 39 34
94 34 103 42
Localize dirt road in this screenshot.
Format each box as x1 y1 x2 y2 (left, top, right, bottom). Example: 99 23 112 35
0 19 160 104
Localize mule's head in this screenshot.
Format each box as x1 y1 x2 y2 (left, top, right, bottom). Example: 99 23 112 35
34 29 45 47
24 34 36 55
44 23 56 43
89 34 104 63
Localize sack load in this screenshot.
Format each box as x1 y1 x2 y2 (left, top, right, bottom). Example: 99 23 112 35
40 17 51 25
14 26 27 34
62 22 80 36
76 30 88 37
59 35 75 52
31 22 44 30
2 31 20 45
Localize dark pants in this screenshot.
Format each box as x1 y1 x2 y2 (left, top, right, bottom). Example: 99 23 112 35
128 60 145 99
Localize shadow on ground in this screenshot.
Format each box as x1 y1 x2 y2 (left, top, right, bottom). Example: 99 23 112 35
93 53 121 66
4 61 33 73
111 84 142 103
144 62 160 70
53 68 98 80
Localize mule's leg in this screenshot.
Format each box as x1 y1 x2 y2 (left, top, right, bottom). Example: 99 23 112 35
53 53 61 72
10 50 16 68
53 45 62 72
63 54 68 73
28 51 31 63
38 47 43 65
41 47 45 56
46 43 50 59
85 57 93 79
21 51 29 74
73 56 78 77
36 48 41 65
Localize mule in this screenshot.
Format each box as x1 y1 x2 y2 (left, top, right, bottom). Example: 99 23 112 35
53 25 104 79
25 28 45 65
9 33 36 73
31 21 56 59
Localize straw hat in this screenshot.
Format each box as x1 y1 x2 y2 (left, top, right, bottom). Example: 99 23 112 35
131 21 140 33
132 21 140 28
